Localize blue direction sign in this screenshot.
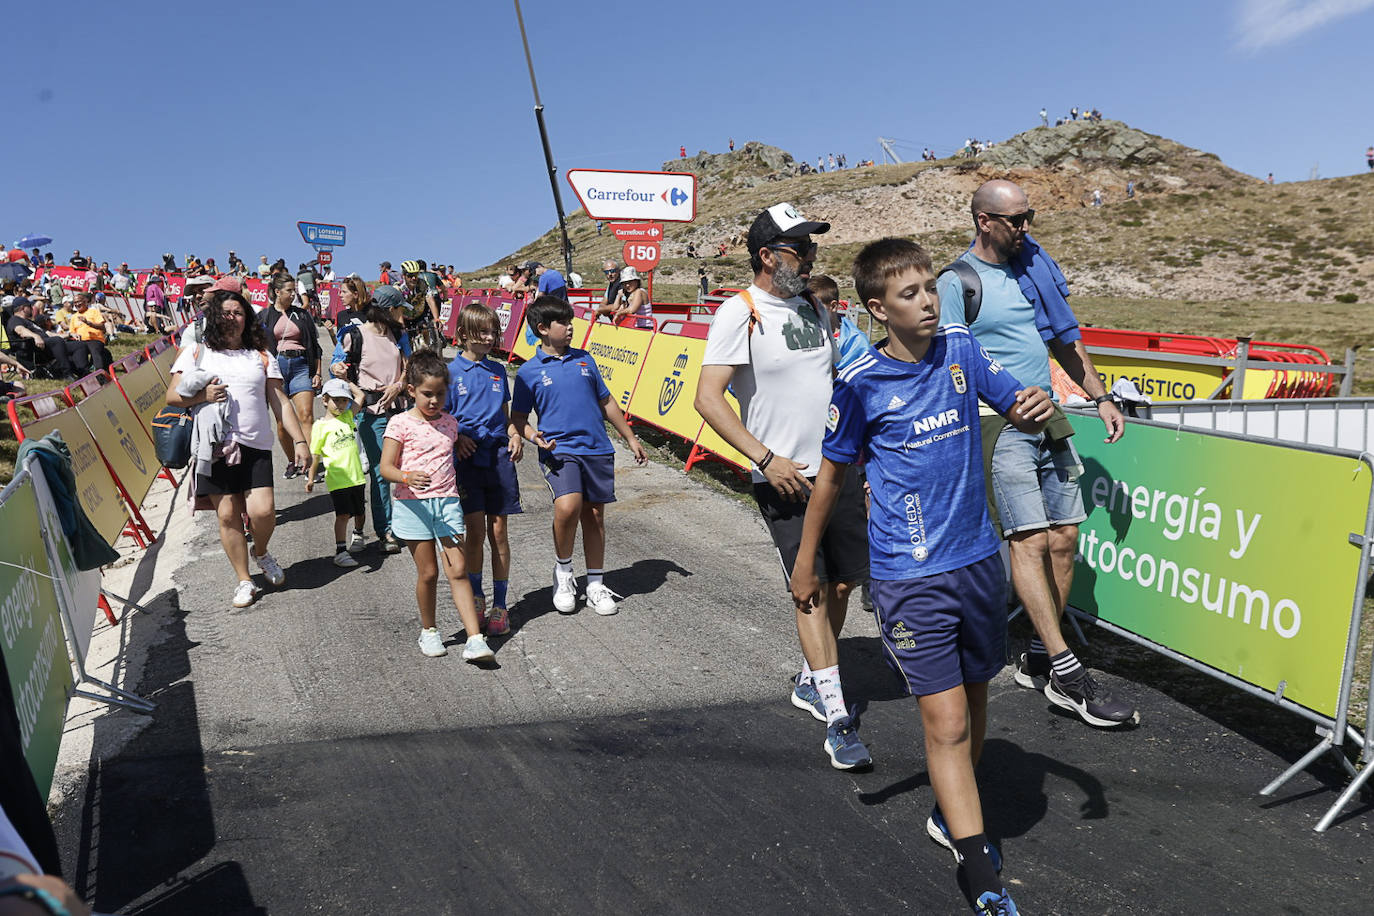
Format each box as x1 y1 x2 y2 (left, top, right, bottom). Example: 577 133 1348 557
297 221 346 247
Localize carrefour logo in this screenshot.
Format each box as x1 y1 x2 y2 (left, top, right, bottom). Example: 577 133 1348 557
659 350 690 415
665 187 689 206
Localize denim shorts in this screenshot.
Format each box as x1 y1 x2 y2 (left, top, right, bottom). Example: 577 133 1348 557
391 495 466 542
277 352 313 397
540 452 615 504
870 553 1007 696
990 426 1086 536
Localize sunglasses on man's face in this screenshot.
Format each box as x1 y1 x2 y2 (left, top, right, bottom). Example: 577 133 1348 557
768 241 818 259
983 209 1035 230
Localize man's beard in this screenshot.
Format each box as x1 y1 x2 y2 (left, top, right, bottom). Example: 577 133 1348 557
773 260 807 298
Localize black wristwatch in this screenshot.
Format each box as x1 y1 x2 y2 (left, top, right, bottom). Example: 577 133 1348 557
1092 394 1112 406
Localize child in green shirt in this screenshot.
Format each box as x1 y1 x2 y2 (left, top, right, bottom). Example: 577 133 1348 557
307 377 368 567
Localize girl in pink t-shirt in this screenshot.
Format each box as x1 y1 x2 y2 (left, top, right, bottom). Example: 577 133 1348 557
380 351 493 663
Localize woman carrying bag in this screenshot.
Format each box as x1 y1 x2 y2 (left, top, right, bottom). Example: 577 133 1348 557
329 283 411 553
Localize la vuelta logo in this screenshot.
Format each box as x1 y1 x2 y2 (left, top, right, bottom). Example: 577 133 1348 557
659 350 690 415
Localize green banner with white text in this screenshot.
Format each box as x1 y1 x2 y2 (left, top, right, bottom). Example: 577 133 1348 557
1068 417 1371 719
0 477 74 799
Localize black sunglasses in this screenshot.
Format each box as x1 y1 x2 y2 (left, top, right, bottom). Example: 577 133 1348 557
768 241 818 259
982 209 1035 229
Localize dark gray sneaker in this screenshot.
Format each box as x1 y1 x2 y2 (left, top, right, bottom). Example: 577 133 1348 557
1045 670 1140 727
1012 651 1050 690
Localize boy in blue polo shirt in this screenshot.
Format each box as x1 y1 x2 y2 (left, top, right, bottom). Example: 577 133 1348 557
511 296 647 616
790 239 1051 916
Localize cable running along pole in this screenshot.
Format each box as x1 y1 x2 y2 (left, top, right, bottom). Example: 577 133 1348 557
513 0 574 282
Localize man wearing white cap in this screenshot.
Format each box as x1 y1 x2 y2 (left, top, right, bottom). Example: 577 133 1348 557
695 202 872 770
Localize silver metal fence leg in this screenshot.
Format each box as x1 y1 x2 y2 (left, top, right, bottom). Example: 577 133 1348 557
1339 348 1356 398
1260 736 1333 796
1315 763 1374 832
1067 610 1090 645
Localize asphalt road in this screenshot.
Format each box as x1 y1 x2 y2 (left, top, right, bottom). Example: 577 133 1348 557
48 436 1373 915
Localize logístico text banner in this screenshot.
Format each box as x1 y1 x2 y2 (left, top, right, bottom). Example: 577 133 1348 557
1067 416 1372 718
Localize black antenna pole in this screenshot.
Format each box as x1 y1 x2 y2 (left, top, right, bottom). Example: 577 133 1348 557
514 0 574 282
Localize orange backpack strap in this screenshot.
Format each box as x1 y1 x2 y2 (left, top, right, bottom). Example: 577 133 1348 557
738 288 762 335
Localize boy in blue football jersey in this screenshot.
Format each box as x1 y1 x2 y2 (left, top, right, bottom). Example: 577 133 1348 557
511 296 647 616
791 238 1051 916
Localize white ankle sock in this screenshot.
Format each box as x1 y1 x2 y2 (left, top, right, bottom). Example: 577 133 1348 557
586 568 604 587
811 665 847 725
799 658 814 685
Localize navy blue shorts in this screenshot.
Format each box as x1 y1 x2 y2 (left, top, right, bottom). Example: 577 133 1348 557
869 552 1007 697
540 451 615 504
457 446 523 516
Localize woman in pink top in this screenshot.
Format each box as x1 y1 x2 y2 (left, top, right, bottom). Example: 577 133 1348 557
258 273 322 479
379 351 493 662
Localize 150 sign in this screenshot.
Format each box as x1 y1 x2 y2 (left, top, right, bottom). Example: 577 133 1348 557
623 241 660 271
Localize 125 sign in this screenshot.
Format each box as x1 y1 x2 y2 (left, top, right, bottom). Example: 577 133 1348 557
623 241 661 271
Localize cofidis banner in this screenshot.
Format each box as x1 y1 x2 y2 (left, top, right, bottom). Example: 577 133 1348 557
1068 416 1372 718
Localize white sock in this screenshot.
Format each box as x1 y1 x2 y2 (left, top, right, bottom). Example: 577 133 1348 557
586 568 604 587
799 658 814 685
555 557 573 577
812 665 848 725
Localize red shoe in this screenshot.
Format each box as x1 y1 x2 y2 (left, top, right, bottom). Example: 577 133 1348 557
487 606 510 636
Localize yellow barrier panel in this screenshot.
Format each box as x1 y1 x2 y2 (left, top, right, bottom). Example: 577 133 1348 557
1088 353 1225 403
150 343 178 383
692 388 751 469
23 410 131 546
584 323 654 410
628 333 713 443
75 383 160 508
510 319 538 363
117 361 169 437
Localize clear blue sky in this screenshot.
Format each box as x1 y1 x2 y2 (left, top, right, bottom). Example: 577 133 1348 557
8 0 1372 277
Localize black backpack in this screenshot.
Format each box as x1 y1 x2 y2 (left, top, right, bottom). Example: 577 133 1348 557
938 260 982 325
341 324 364 383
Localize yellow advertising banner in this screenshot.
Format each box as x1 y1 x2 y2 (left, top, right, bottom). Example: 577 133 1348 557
511 319 538 363
149 343 178 384
584 323 654 410
628 334 711 443
692 389 751 470
1085 352 1293 402
75 383 160 506
23 410 131 546
116 361 168 439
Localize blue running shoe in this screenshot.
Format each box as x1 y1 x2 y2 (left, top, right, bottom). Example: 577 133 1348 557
973 889 1019 915
790 674 826 722
823 715 872 770
927 806 1002 873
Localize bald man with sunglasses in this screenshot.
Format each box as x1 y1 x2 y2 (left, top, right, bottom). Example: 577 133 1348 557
938 178 1136 730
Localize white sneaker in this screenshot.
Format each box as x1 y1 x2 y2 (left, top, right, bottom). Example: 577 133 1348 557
253 551 285 586
333 550 359 568
553 567 577 614
462 633 495 662
232 580 260 608
347 530 365 553
418 627 448 657
585 582 620 616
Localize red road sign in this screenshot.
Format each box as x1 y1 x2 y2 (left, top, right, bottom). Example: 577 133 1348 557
610 222 663 241
316 250 333 265
622 241 661 271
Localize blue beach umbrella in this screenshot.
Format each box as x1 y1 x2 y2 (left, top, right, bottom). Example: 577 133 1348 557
16 234 53 248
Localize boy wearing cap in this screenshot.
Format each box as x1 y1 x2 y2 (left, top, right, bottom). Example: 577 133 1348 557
695 202 873 771
307 377 369 568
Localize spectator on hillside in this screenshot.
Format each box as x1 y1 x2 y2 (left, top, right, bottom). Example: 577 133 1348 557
378 261 393 285
162 252 178 271
257 256 272 279
227 251 246 276
1040 107 1048 126
1092 189 1103 207
67 292 115 372
42 253 54 267
5 297 77 379
143 274 172 334
1070 106 1079 120
185 255 204 277
1367 146 1373 170
68 250 88 270
204 257 220 277
698 265 709 300
30 248 42 264
680 145 686 158
686 241 698 259
508 264 532 297
729 137 735 151
526 261 567 301
717 242 728 257
110 263 133 297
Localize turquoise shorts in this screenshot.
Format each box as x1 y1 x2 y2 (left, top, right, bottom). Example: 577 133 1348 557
390 495 467 542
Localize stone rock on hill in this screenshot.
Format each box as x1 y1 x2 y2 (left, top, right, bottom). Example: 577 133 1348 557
663 143 796 189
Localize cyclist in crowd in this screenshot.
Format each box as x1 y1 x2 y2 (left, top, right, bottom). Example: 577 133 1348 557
400 259 446 351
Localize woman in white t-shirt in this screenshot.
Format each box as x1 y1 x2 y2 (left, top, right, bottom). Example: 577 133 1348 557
167 290 311 608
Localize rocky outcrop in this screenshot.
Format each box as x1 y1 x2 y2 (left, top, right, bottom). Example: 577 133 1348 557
663 143 797 189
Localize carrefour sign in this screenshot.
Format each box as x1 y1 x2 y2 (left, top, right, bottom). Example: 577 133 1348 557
566 169 697 222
